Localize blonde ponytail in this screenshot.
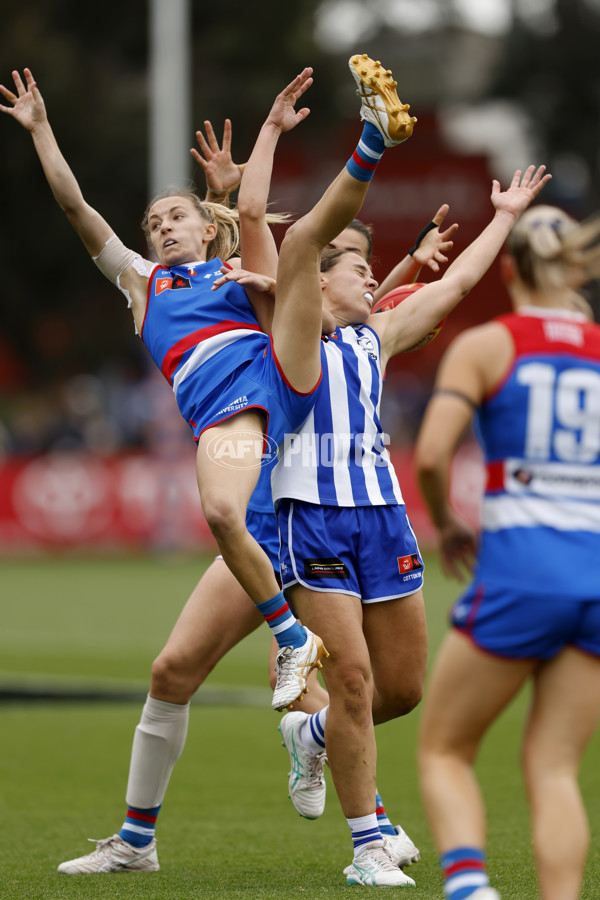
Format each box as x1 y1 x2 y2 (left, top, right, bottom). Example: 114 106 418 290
508 205 600 292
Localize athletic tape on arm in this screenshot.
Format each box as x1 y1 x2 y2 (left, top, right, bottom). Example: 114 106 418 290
93 234 155 307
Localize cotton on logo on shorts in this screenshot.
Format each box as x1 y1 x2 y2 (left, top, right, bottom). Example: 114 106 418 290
205 430 278 469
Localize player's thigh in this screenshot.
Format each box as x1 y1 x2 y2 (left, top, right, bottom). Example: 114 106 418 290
525 647 600 771
196 411 264 514
420 630 534 758
363 589 428 720
287 583 370 685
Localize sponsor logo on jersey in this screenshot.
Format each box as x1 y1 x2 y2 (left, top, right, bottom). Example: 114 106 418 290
397 553 423 574
172 274 192 290
505 459 600 499
155 276 173 294
357 334 378 359
154 272 192 293
513 467 534 486
303 557 350 579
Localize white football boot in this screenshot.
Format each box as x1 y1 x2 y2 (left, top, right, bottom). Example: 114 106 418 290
345 846 416 887
383 824 421 868
57 834 159 874
272 627 329 711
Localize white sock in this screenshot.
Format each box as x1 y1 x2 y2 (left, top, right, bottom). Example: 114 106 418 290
349 812 383 858
125 694 190 808
298 706 328 754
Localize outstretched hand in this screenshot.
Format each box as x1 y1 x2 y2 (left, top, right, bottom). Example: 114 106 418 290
212 265 275 296
191 118 244 194
491 165 552 218
265 67 313 134
413 204 459 274
0 68 46 131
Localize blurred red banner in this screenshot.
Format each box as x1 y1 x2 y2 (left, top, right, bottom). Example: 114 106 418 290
0 446 483 554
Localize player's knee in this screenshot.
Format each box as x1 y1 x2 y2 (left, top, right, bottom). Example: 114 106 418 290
151 651 197 702
333 662 374 720
202 494 244 546
379 680 424 720
521 738 571 791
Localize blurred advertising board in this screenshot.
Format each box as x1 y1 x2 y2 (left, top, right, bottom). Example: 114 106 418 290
0 446 483 554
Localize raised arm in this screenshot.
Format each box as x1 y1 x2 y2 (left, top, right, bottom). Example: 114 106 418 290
237 68 313 280
370 165 551 368
0 68 113 257
374 204 458 300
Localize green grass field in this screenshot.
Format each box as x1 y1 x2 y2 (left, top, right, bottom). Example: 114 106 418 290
1 554 599 899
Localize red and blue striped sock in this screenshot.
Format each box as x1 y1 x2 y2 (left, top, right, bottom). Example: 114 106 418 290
346 121 386 182
375 790 396 837
256 591 307 649
441 846 489 899
119 804 160 848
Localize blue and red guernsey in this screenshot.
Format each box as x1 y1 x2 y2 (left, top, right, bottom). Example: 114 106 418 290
141 258 265 427
475 306 600 594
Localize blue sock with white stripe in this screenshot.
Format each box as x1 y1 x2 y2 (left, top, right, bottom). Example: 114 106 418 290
441 846 489 899
256 591 307 649
299 706 328 753
348 812 384 858
375 790 396 836
119 804 160 848
346 121 386 182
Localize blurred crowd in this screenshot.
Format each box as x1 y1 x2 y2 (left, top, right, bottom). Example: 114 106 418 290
0 362 433 461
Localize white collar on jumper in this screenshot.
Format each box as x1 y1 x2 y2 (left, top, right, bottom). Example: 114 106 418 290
517 305 588 323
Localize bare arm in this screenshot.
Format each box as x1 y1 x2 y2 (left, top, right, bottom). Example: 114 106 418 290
237 68 312 281
374 205 458 300
229 67 312 331
415 331 482 580
0 68 113 256
370 165 551 368
415 321 515 579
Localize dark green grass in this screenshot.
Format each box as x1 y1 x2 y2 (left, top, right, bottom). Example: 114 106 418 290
0 556 272 689
1 554 599 898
